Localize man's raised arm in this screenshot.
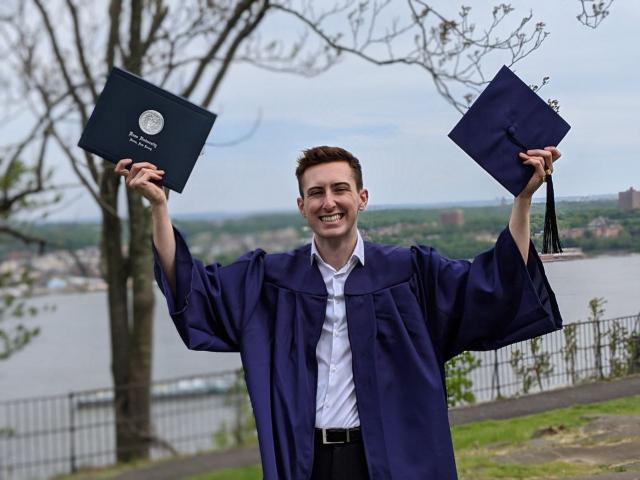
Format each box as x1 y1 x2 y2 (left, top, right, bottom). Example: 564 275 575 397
509 146 561 263
151 201 177 297
114 159 177 296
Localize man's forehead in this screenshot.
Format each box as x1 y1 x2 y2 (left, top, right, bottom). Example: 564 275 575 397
303 162 356 185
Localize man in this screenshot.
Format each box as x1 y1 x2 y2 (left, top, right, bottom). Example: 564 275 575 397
115 144 562 479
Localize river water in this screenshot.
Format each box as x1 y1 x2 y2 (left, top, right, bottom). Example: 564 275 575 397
0 253 639 401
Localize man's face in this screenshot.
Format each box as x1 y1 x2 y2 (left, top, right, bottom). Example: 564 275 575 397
297 161 368 241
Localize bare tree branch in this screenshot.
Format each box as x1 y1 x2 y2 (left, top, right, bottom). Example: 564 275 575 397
0 223 46 252
140 0 169 58
577 0 613 28
201 0 270 106
65 0 98 102
0 126 49 214
106 0 123 69
32 0 90 125
49 126 118 218
271 1 549 111
181 0 258 98
206 109 262 147
126 0 143 72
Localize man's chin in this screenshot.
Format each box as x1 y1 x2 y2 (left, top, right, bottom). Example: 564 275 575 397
312 222 354 239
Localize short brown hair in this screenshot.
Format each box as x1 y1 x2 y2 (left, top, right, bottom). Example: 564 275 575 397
295 146 363 196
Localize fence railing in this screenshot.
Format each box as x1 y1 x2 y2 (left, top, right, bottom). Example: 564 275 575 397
1 314 639 480
464 314 640 404
0 370 246 480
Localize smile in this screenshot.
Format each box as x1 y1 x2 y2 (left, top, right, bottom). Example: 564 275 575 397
319 213 344 223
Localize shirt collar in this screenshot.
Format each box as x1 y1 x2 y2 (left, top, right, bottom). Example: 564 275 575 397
310 230 365 268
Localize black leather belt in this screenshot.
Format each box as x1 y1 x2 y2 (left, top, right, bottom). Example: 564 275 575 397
314 427 362 445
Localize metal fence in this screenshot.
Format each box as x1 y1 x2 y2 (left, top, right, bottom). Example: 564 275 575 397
1 314 639 480
467 314 640 403
0 371 246 480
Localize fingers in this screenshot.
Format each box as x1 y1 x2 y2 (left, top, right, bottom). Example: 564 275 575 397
128 161 161 178
544 146 562 162
525 149 553 173
113 158 166 205
519 152 547 179
114 158 133 176
115 159 164 187
128 167 164 189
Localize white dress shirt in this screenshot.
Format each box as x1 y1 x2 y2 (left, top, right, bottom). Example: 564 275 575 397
311 231 365 428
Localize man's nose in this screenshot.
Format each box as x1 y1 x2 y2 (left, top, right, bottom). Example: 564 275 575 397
322 192 336 210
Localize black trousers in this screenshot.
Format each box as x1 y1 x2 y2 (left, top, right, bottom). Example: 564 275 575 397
310 436 369 480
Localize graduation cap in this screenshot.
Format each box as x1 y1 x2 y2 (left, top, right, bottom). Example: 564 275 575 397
448 65 571 254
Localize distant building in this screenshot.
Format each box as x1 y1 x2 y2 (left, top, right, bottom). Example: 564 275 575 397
440 209 464 227
587 217 623 238
618 187 640 209
559 227 586 239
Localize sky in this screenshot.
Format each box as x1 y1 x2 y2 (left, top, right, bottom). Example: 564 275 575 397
3 1 640 221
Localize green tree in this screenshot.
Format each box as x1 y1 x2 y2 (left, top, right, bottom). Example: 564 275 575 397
0 136 61 360
510 336 553 394
445 351 481 406
213 369 256 449
562 323 578 385
0 270 40 361
588 297 606 380
607 319 629 378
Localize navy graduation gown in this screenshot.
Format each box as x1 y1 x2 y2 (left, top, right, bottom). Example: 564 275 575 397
152 226 562 480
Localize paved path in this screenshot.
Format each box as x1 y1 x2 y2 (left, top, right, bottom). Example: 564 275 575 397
110 447 261 480
448 373 640 425
107 375 640 480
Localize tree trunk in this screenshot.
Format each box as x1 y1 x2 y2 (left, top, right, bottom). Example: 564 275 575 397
99 2 156 461
123 188 155 461
99 164 154 462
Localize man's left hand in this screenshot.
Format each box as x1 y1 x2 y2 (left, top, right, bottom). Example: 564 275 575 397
517 146 562 199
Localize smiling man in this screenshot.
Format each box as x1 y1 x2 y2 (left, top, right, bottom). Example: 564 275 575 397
115 144 562 480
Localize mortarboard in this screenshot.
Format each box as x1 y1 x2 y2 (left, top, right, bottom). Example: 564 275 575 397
448 65 571 254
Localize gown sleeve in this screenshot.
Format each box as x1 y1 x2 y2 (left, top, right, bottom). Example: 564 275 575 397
152 225 264 352
411 226 562 362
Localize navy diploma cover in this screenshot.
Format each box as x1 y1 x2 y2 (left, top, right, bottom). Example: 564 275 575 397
78 67 217 193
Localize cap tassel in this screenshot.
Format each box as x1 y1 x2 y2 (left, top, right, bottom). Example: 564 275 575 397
542 173 563 254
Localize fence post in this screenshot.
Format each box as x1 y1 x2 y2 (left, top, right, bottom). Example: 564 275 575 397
491 350 501 400
68 392 77 474
630 334 640 374
234 370 243 446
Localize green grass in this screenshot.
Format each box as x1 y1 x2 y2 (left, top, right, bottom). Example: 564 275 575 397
188 395 640 479
451 394 640 451
188 465 263 480
451 395 640 479
455 455 599 479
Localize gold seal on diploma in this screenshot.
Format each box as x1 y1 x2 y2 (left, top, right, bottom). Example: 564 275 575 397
138 110 164 135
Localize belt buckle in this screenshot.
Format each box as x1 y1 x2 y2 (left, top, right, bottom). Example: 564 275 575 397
321 428 348 445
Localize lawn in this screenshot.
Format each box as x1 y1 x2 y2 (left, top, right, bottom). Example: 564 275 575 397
188 395 640 480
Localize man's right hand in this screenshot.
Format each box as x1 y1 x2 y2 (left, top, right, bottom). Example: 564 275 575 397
114 159 166 206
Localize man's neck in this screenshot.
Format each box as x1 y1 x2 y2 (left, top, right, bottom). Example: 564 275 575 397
314 228 359 270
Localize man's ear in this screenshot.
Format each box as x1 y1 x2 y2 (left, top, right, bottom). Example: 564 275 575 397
358 188 369 210
297 196 306 217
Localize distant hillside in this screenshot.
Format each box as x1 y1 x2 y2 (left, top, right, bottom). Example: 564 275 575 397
1 199 637 262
